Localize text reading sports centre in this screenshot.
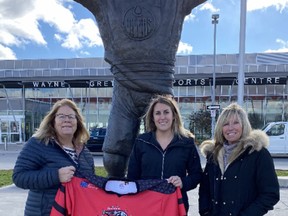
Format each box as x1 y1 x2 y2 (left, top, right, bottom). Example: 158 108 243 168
0 52 287 144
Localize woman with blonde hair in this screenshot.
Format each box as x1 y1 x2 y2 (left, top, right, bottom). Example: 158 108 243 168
198 103 279 216
127 95 202 213
13 98 95 216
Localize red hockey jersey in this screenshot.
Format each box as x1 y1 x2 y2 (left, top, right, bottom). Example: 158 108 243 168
51 176 186 216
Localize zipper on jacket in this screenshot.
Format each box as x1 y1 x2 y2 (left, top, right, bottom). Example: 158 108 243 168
161 151 166 180
145 141 167 180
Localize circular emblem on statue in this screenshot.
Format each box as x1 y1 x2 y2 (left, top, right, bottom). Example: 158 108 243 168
123 6 156 41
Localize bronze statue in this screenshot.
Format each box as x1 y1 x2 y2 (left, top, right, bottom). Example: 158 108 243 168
74 0 207 177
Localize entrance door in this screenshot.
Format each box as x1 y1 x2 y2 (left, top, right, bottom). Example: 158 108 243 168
0 120 9 143
10 121 20 143
0 116 23 144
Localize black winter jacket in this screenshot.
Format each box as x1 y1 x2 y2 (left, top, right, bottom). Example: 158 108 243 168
198 130 280 216
127 132 203 211
13 137 95 216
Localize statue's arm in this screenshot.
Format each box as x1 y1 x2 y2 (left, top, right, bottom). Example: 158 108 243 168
192 0 207 8
73 0 100 14
186 0 207 14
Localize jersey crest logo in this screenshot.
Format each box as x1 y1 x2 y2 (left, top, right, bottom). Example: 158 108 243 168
102 209 128 216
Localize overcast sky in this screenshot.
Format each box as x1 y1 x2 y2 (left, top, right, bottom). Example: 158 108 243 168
0 0 288 60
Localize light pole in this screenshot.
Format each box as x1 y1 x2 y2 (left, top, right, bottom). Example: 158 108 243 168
211 14 219 139
238 0 247 106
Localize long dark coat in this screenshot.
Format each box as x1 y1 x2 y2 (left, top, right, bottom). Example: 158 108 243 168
198 130 280 216
13 137 95 216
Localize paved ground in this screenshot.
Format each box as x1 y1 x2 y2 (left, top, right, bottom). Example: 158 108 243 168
1 144 288 215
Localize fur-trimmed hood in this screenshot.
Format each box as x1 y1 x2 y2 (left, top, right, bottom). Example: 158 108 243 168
200 129 269 157
199 129 269 174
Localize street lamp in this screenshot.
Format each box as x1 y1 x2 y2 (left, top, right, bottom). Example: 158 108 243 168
238 0 247 106
211 14 219 139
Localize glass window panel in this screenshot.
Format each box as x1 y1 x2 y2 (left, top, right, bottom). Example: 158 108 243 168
267 65 276 72
195 86 204 97
94 58 105 67
175 56 189 66
4 70 12 77
48 59 58 68
248 65 258 72
247 85 257 96
188 55 197 65
197 66 213 74
245 53 257 64
221 86 230 96
258 65 267 72
178 86 187 96
6 89 22 98
275 85 285 95
98 68 106 75
1 121 8 132
276 64 286 71
29 60 40 69
187 86 196 97
266 85 275 95
179 67 188 74
14 60 23 69
231 85 238 96
67 59 76 68
4 60 15 69
222 65 232 73
34 70 43 77
217 54 226 65
0 60 7 69
104 68 111 74
187 66 196 74
226 54 238 64
265 100 283 122
257 85 265 95
75 58 86 68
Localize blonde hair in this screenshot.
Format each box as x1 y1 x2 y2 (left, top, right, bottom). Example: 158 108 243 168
33 98 89 147
213 103 252 159
144 95 194 138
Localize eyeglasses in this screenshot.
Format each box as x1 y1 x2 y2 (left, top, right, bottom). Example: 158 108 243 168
56 113 77 121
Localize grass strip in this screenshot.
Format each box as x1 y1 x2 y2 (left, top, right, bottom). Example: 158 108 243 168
1 168 287 188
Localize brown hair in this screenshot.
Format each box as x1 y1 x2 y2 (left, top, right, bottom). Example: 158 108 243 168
33 98 89 147
144 95 194 138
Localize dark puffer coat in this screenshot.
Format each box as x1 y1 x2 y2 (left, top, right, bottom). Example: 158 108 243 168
13 137 95 216
198 130 280 216
127 131 203 211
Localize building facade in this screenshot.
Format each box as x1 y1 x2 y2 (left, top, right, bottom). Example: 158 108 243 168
0 52 287 144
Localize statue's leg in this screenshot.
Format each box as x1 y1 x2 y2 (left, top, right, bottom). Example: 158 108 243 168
102 80 151 178
102 111 140 178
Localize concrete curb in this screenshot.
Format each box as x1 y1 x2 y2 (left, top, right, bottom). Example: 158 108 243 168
278 177 288 188
0 184 15 190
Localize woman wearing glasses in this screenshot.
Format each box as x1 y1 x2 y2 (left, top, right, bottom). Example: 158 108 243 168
13 98 95 216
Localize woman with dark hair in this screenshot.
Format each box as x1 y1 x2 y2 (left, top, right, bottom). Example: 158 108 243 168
127 95 202 213
13 98 95 216
198 103 280 216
